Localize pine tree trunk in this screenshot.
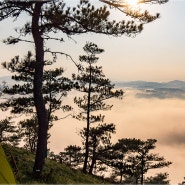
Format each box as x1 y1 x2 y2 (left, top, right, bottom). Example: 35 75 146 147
83 65 92 173
83 121 90 173
89 152 96 174
31 2 49 178
141 155 144 185
89 137 97 174
120 173 123 184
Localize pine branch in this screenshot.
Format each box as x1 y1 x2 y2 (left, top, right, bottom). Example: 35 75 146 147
45 49 82 70
3 36 34 45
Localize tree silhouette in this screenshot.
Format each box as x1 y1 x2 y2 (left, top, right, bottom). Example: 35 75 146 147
0 51 73 151
80 123 116 174
0 0 168 177
0 117 20 146
73 42 123 173
19 116 38 153
145 172 170 184
130 139 172 184
59 145 83 167
106 138 172 184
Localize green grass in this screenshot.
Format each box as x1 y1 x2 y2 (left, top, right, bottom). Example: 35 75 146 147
2 144 112 184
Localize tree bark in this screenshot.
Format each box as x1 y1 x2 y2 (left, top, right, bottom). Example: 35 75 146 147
31 2 49 178
89 137 97 174
141 154 144 185
83 65 92 173
120 172 123 184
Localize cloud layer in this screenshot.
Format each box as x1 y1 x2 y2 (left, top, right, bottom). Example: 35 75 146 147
49 89 185 184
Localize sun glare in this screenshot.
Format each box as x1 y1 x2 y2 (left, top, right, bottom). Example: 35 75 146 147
126 0 138 7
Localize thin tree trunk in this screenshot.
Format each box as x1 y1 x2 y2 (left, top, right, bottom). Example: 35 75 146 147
136 176 138 184
83 65 92 173
32 2 49 178
120 172 123 184
89 137 97 174
141 155 144 185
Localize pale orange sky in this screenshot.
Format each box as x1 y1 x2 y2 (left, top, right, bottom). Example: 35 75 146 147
0 1 185 82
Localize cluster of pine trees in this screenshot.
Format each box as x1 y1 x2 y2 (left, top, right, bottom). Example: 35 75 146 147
0 42 171 184
0 0 169 182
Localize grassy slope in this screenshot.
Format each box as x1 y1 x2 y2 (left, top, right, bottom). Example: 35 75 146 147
2 144 111 184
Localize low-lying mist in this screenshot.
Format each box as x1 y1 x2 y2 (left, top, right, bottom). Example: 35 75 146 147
49 89 185 184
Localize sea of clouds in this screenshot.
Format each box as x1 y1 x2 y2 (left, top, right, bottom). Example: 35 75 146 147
49 88 185 184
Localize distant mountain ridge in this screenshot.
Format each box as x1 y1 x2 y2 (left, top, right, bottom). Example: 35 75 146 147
1 76 185 89
115 80 185 90
1 76 185 90
115 80 185 99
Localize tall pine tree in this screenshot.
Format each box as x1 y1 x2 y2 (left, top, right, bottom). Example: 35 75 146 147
73 42 123 173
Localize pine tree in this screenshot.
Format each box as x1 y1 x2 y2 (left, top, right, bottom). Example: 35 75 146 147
80 123 116 174
0 52 73 151
108 138 172 184
0 117 20 146
19 116 38 153
73 42 123 173
59 145 83 167
145 172 170 184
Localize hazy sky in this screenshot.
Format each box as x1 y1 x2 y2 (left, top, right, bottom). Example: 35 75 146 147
0 1 185 82
0 1 185 184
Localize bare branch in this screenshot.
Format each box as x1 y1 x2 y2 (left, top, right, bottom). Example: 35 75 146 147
3 36 34 44
56 113 73 120
45 49 81 70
